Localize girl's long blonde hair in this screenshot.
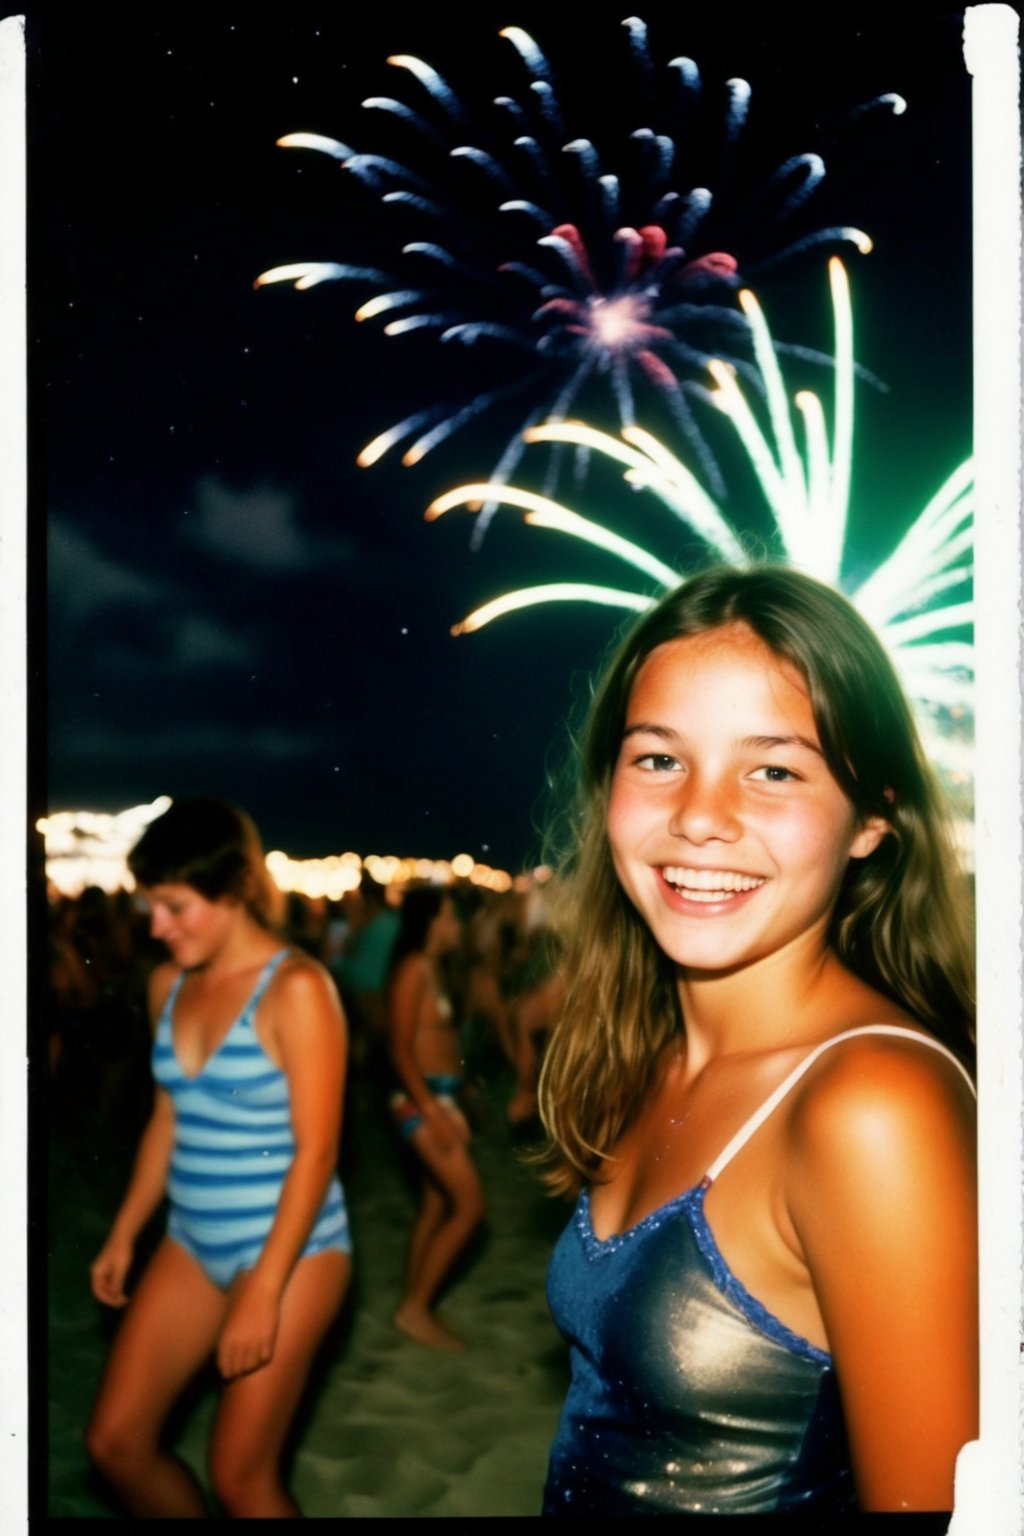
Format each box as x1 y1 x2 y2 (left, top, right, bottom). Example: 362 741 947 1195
538 567 975 1194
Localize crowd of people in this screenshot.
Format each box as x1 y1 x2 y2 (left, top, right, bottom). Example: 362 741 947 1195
47 869 559 1146
44 567 978 1518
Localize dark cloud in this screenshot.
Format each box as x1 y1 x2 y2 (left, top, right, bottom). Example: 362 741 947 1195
96 613 258 675
187 475 324 570
68 721 340 763
49 516 264 678
48 519 166 618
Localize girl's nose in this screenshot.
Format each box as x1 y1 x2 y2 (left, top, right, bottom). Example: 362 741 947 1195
667 771 741 843
150 907 170 939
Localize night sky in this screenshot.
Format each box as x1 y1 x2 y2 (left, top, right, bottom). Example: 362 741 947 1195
36 5 972 868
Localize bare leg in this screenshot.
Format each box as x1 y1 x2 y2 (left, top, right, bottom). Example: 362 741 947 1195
507 998 540 1123
208 1250 350 1518
508 975 563 1123
393 1111 485 1350
85 1237 228 1517
405 1173 448 1284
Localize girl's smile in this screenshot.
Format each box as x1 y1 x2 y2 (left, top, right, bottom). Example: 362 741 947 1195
656 864 766 911
606 624 887 975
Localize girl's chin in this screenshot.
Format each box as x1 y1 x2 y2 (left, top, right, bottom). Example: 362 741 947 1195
168 943 200 966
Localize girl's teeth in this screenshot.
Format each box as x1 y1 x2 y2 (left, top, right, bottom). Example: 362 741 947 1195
662 866 765 896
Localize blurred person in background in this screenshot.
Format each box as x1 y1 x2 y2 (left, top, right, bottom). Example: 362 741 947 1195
387 886 484 1350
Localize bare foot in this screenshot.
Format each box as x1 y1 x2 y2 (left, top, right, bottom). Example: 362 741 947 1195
393 1303 467 1351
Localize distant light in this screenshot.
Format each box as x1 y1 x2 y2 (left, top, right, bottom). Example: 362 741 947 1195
38 803 546 895
39 797 173 896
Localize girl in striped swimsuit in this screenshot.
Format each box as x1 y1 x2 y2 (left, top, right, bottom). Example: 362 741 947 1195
86 798 351 1517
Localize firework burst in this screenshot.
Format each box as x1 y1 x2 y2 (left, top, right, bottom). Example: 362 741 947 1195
427 259 973 791
256 16 901 522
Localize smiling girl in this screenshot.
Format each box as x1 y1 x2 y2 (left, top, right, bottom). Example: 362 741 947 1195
85 798 350 1518
539 568 976 1516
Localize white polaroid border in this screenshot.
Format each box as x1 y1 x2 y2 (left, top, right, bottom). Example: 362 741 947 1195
0 11 26 1534
952 6 1024 1534
2 7 1019 1529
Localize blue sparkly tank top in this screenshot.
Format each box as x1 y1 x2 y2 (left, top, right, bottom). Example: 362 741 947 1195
543 1026 975 1517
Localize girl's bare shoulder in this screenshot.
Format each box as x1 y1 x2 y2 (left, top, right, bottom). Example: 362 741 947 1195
786 1029 975 1190
258 950 346 1071
267 948 343 1015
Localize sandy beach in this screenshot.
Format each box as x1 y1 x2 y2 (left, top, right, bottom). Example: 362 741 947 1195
46 1051 571 1519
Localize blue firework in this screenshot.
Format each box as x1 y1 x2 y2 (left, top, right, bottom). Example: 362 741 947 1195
257 16 901 523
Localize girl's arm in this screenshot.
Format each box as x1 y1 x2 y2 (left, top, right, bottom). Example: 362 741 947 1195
389 955 461 1152
89 967 178 1307
215 958 347 1380
787 1039 978 1511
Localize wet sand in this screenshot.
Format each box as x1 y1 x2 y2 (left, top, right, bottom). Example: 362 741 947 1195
46 1056 570 1518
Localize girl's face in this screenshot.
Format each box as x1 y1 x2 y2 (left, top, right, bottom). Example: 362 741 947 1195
140 882 240 969
606 625 887 977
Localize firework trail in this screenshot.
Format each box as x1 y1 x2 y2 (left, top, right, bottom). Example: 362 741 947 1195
427 259 973 790
256 16 901 531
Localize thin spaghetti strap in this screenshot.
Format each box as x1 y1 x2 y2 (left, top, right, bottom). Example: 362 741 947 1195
160 969 187 1022
704 1025 975 1184
245 947 291 1014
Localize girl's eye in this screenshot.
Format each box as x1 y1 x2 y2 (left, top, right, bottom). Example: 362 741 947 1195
636 752 680 772
752 764 798 783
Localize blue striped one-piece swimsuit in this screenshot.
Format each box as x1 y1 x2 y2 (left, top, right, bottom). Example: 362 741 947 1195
151 948 351 1289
